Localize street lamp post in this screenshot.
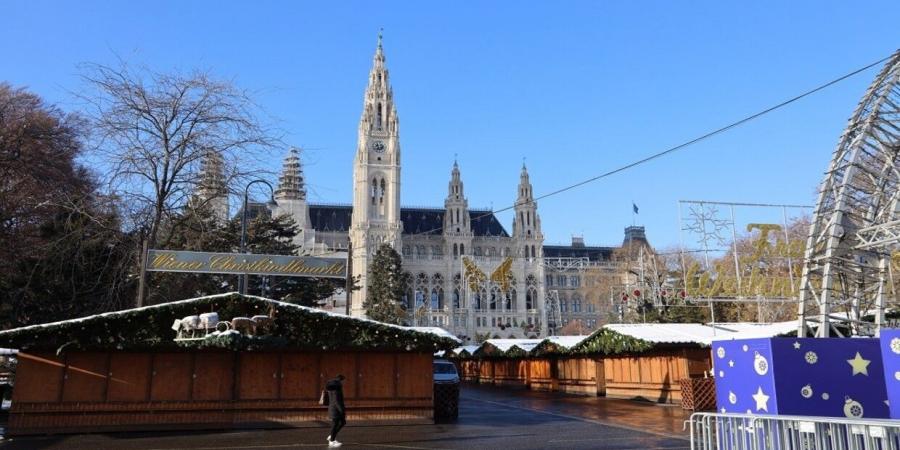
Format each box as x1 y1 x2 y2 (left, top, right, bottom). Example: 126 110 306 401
239 179 277 295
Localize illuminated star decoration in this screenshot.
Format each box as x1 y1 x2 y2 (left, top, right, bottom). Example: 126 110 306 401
847 352 871 376
752 387 770 412
728 360 734 367
793 341 801 350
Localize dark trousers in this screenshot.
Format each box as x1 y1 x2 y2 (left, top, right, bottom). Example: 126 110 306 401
329 416 346 440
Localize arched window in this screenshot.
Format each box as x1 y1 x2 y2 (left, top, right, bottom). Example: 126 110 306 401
474 247 482 256
430 288 440 309
489 286 499 310
453 243 458 257
379 178 386 204
572 294 582 313
415 289 424 308
474 290 482 309
402 245 411 256
460 244 465 255
376 102 383 129
452 288 461 308
509 289 517 310
416 245 426 258
560 298 568 313
531 245 536 258
371 177 377 205
415 273 428 308
526 275 537 310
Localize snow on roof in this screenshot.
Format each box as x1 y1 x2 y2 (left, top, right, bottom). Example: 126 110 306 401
605 323 719 345
484 339 544 353
709 321 799 341
0 292 461 346
544 335 590 349
454 345 480 355
406 327 462 344
606 321 801 346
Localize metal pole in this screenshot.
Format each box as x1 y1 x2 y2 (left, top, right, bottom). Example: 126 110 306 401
782 206 796 295
729 206 742 296
239 179 275 296
239 188 249 295
677 201 690 296
345 241 353 316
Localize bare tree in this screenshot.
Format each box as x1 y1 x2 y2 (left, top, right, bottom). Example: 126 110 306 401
79 62 278 305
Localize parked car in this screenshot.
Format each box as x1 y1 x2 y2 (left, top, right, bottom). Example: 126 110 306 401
433 359 460 385
433 359 460 420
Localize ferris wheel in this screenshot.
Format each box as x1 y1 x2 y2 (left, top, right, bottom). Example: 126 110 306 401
799 50 900 337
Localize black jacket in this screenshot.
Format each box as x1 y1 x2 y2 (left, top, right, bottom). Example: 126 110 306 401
326 378 345 419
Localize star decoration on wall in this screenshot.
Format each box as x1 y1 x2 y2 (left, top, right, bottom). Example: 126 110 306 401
752 386 770 412
847 352 871 376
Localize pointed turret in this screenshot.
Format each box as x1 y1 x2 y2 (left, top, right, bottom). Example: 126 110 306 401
275 147 307 201
512 163 542 258
272 147 315 251
195 150 229 223
444 159 472 239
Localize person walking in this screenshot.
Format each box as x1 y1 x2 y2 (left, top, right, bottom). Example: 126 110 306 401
325 374 346 447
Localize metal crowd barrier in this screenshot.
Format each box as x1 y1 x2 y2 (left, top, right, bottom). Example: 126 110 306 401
689 412 900 450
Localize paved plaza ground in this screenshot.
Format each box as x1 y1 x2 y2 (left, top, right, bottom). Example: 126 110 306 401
0 384 691 450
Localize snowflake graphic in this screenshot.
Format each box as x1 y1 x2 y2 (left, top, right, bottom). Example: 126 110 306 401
805 351 818 364
891 338 900 355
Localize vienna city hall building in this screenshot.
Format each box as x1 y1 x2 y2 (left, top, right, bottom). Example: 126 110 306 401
199 36 650 340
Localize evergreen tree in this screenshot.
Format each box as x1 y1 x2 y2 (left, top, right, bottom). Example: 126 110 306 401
365 243 410 324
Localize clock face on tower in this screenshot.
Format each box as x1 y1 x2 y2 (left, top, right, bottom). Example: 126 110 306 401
372 140 386 153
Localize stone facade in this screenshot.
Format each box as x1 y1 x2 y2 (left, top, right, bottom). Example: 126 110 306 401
198 35 651 341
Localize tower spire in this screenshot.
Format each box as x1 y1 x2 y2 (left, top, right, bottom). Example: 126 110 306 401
373 28 385 66
275 147 306 201
195 150 229 222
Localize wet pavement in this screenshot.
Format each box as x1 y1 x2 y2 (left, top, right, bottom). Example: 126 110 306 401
0 384 691 449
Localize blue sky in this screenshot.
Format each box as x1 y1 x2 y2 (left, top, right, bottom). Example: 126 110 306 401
3 1 899 249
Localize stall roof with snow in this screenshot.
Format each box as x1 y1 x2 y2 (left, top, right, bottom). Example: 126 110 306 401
474 339 545 358
529 335 591 356
571 321 800 355
0 293 460 353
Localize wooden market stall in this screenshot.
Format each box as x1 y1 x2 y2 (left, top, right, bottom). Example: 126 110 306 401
450 327 716 403
472 340 543 388
0 293 459 435
451 323 797 404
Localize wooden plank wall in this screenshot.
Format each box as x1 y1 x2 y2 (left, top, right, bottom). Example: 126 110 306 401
603 349 711 403
461 348 713 403
10 350 434 435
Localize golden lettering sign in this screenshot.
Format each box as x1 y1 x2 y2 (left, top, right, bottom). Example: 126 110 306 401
146 250 346 279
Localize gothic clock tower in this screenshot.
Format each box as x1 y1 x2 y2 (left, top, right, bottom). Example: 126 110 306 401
349 32 402 317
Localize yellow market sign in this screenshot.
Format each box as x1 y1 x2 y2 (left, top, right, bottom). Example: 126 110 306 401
147 250 346 279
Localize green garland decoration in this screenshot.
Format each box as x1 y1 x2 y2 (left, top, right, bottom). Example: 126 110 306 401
0 293 459 353
568 328 654 356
